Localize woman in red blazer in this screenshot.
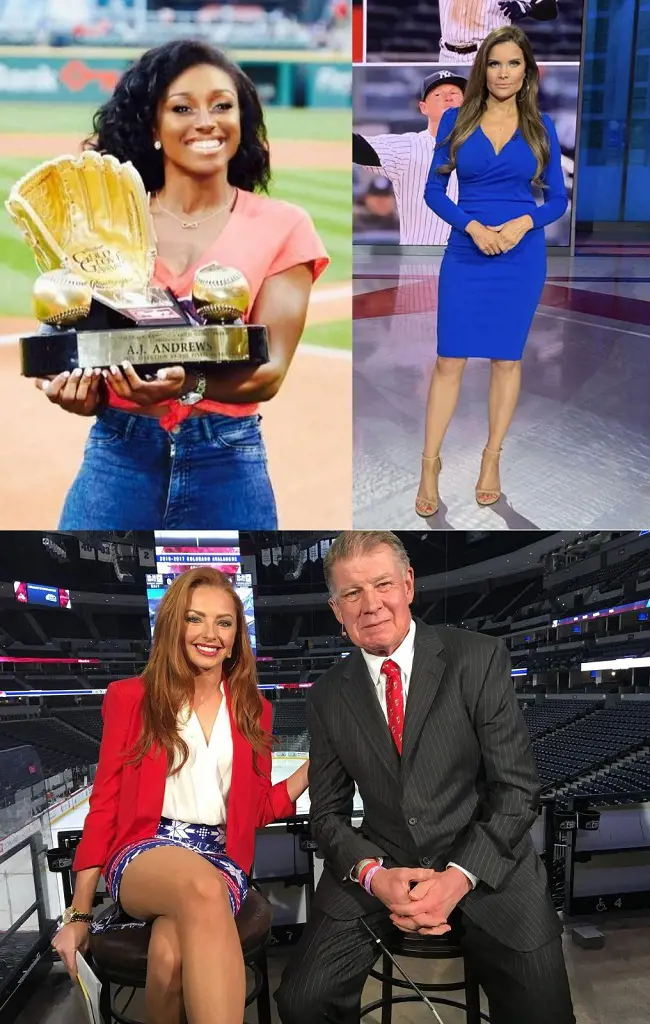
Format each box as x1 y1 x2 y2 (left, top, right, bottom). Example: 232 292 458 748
52 566 308 1024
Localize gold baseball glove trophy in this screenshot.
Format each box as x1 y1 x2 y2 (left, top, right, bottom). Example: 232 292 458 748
5 151 268 376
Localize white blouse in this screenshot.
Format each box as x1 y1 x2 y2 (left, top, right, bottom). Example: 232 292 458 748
161 684 233 825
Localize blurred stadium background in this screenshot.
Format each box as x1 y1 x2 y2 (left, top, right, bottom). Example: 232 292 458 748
0 0 353 529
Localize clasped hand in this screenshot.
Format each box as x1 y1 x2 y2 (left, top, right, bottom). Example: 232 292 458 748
36 362 188 415
371 866 471 936
467 216 532 256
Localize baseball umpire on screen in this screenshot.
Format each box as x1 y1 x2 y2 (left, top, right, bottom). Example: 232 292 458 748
353 69 467 245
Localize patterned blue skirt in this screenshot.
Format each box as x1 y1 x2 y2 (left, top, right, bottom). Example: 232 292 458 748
90 817 248 934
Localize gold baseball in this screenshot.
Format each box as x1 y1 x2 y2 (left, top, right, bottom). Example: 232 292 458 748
192 263 250 323
32 269 92 327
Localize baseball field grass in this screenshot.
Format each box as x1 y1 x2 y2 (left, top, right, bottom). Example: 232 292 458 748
0 104 350 350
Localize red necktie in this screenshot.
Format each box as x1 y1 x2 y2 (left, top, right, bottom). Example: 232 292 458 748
382 658 404 754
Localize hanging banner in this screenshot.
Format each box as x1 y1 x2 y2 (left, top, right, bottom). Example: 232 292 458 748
97 542 112 562
138 547 155 568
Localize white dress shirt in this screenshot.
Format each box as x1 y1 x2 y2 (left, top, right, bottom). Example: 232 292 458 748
162 682 233 825
361 619 478 890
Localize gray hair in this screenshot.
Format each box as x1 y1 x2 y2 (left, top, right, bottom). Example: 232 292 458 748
323 531 411 596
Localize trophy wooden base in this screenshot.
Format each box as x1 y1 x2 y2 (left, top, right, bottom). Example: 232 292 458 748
19 323 269 377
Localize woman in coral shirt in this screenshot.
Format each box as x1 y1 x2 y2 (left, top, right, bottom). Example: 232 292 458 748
51 566 309 1024
36 39 329 530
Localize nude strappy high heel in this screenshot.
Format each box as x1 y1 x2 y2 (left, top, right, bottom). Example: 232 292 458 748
475 446 502 506
415 454 442 517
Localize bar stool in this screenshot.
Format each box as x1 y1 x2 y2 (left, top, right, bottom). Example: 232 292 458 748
88 884 273 1024
360 926 490 1023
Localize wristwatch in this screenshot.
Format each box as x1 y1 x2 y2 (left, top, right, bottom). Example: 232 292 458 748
179 372 207 406
62 906 93 925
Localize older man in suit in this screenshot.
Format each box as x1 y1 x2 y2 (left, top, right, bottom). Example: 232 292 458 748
276 530 575 1024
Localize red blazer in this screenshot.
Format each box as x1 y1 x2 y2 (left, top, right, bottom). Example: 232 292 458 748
73 676 296 876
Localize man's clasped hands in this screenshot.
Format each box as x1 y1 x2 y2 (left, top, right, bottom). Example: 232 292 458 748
369 865 473 936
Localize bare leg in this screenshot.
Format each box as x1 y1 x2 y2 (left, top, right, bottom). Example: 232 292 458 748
423 356 468 456
416 356 467 514
145 916 185 1024
476 359 522 500
119 845 246 1024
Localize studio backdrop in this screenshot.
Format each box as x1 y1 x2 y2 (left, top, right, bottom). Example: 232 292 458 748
353 0 587 249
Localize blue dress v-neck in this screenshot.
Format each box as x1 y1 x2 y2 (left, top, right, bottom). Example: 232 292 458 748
424 107 568 360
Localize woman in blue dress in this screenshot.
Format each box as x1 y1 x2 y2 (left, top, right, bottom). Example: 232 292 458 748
415 25 568 516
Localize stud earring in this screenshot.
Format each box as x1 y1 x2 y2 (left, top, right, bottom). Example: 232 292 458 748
154 140 162 151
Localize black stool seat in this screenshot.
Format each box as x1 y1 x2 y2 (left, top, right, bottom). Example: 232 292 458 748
89 887 273 1023
380 926 465 959
361 922 489 1023
90 885 272 981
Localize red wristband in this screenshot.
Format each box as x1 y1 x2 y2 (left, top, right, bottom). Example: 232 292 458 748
358 860 377 886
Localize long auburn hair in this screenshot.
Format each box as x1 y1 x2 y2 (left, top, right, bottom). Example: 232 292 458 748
129 567 271 776
437 26 550 188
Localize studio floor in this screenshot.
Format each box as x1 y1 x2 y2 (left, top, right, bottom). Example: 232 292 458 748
11 911 650 1024
353 243 650 530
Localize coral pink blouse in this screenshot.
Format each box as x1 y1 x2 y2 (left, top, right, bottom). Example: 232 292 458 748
108 190 329 431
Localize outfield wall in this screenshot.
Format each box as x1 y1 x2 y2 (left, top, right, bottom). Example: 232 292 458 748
0 46 351 108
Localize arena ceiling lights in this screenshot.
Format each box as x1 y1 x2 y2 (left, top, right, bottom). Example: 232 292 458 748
581 656 650 672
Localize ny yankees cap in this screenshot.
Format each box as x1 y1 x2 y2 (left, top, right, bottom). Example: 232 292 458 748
421 70 468 100
366 176 393 196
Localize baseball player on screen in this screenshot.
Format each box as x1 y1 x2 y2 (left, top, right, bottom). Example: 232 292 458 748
437 0 558 62
353 69 466 245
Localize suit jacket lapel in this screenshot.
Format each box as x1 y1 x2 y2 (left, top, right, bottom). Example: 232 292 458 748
340 649 401 783
401 624 446 766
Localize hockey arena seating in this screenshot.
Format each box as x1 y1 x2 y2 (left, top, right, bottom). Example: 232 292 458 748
53 707 104 742
546 548 650 596
532 704 650 791
2 695 649 808
519 700 598 739
560 749 650 802
0 716 99 777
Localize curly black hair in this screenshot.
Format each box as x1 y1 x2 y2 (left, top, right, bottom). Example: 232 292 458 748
85 39 271 194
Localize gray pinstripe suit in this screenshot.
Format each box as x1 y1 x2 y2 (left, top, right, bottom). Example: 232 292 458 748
276 621 575 1024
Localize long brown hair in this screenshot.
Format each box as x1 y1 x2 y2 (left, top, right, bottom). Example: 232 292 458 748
437 26 550 188
130 567 271 775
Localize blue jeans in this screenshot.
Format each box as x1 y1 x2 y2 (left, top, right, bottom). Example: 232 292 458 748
59 407 278 529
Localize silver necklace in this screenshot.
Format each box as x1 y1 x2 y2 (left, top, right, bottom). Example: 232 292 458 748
154 189 236 230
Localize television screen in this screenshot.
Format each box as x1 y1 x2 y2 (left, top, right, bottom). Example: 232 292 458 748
14 581 72 609
146 532 257 654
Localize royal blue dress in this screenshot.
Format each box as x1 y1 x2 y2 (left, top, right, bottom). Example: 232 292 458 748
424 107 568 360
